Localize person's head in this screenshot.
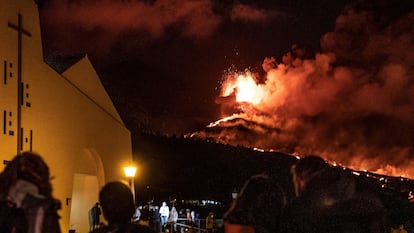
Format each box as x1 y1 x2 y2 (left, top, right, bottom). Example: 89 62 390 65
291 155 328 196
99 181 135 224
0 151 53 199
223 173 286 233
162 201 166 206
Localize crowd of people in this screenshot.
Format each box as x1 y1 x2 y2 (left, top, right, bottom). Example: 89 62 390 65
131 201 203 233
0 152 411 233
129 201 179 233
223 155 408 233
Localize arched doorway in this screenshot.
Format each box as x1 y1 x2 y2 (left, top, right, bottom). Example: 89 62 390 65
68 148 105 233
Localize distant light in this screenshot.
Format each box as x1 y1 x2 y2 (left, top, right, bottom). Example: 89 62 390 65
253 148 265 152
124 166 136 177
182 199 221 206
232 189 238 199
352 171 360 176
408 191 414 200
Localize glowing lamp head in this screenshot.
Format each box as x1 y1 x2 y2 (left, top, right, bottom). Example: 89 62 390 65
124 166 136 178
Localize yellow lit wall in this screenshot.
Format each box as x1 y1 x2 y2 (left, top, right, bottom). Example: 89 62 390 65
0 0 133 232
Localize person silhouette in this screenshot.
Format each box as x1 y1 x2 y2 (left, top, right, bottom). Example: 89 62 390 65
282 155 387 233
223 173 286 233
89 202 102 231
206 212 214 233
0 151 61 233
159 201 169 227
90 181 155 233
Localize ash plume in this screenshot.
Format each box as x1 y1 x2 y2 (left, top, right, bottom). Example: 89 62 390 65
229 3 282 23
195 0 414 178
39 0 278 56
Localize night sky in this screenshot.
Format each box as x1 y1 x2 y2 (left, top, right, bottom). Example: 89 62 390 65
38 0 350 134
38 0 414 178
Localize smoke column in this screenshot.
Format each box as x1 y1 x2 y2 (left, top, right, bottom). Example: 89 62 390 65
39 0 277 57
197 0 414 178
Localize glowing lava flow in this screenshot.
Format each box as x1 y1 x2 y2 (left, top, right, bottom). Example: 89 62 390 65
207 61 414 180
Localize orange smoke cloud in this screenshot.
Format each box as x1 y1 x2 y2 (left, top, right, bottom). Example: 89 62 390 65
230 3 275 22
197 2 414 178
39 0 289 60
41 0 221 39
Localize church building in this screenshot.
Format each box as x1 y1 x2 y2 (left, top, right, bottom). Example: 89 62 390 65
0 0 134 232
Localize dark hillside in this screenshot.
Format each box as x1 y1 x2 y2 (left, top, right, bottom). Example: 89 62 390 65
132 132 414 223
132 132 297 205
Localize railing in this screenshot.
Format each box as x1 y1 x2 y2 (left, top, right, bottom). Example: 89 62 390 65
167 218 223 233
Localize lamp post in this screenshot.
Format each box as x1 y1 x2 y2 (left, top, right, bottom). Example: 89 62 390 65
124 166 137 203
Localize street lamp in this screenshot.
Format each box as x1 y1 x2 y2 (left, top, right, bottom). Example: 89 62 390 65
124 166 137 203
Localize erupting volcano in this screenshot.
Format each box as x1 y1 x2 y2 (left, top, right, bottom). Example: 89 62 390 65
190 2 414 179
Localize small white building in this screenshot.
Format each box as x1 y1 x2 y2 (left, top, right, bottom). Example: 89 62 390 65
0 0 134 232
